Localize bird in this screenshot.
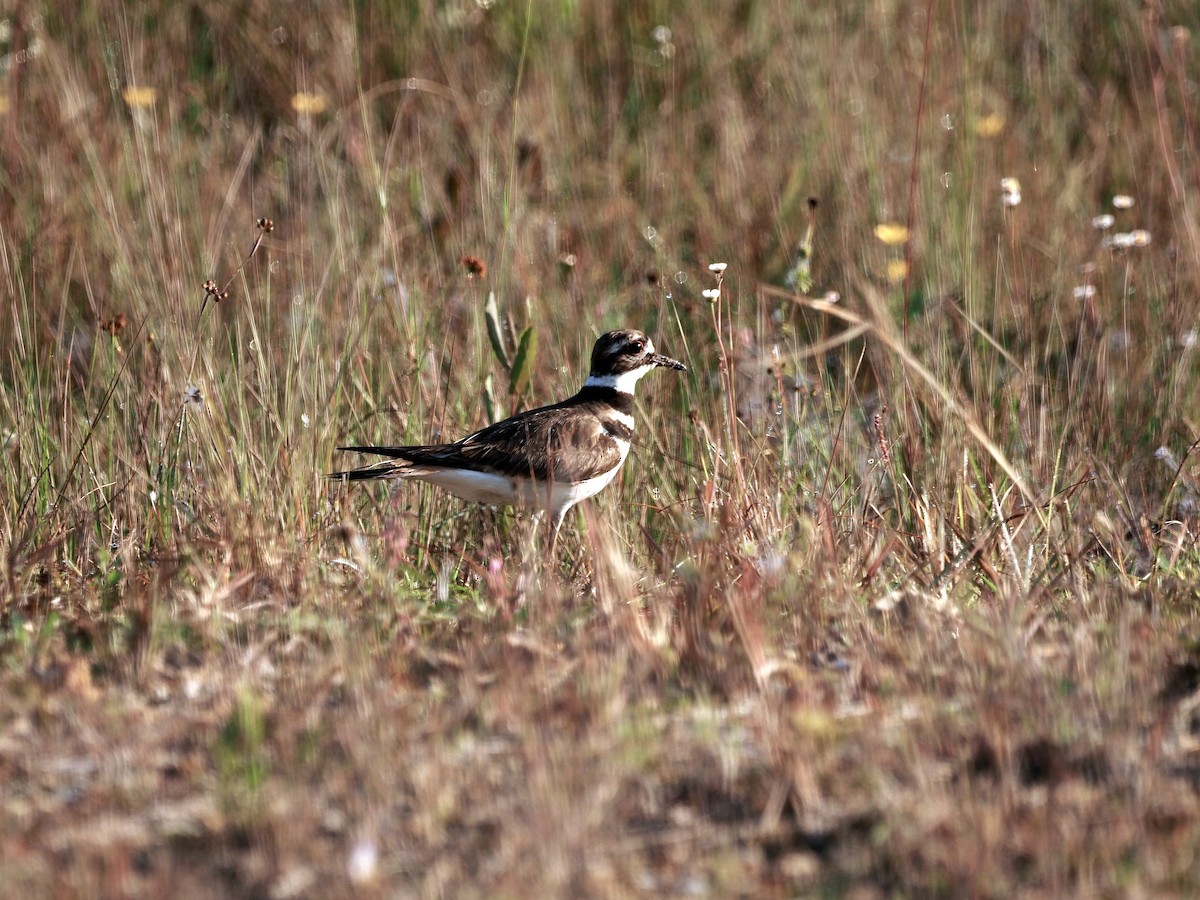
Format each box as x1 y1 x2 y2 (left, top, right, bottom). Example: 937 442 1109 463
329 328 687 547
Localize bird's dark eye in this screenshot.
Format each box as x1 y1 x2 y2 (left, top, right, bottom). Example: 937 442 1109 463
626 341 644 355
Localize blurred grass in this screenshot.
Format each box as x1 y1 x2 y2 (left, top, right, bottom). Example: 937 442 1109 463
4 0 1200 895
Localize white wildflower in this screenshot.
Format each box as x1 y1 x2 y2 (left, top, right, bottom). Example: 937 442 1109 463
1000 177 1021 207
347 839 378 884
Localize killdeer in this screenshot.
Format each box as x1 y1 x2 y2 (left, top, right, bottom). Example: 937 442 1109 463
330 329 686 545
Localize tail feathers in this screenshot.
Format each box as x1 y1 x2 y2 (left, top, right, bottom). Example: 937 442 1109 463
327 463 405 481
328 446 415 481
336 445 414 459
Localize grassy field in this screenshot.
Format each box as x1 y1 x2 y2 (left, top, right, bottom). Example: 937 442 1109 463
5 0 1200 895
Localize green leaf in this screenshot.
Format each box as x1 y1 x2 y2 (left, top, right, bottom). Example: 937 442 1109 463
485 291 510 370
509 326 538 398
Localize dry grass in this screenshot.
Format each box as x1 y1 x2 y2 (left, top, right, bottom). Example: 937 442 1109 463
5 0 1200 896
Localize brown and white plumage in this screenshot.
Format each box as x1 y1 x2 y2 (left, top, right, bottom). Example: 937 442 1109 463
330 329 686 541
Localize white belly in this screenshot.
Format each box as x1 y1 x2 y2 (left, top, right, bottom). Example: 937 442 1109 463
405 441 629 518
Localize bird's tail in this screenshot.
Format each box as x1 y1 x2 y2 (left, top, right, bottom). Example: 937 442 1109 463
327 464 404 481
327 446 413 481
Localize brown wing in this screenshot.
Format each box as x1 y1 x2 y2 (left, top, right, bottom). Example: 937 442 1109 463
336 391 631 484
454 404 624 483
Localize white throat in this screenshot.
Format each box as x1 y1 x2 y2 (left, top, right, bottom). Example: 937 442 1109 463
584 364 655 395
